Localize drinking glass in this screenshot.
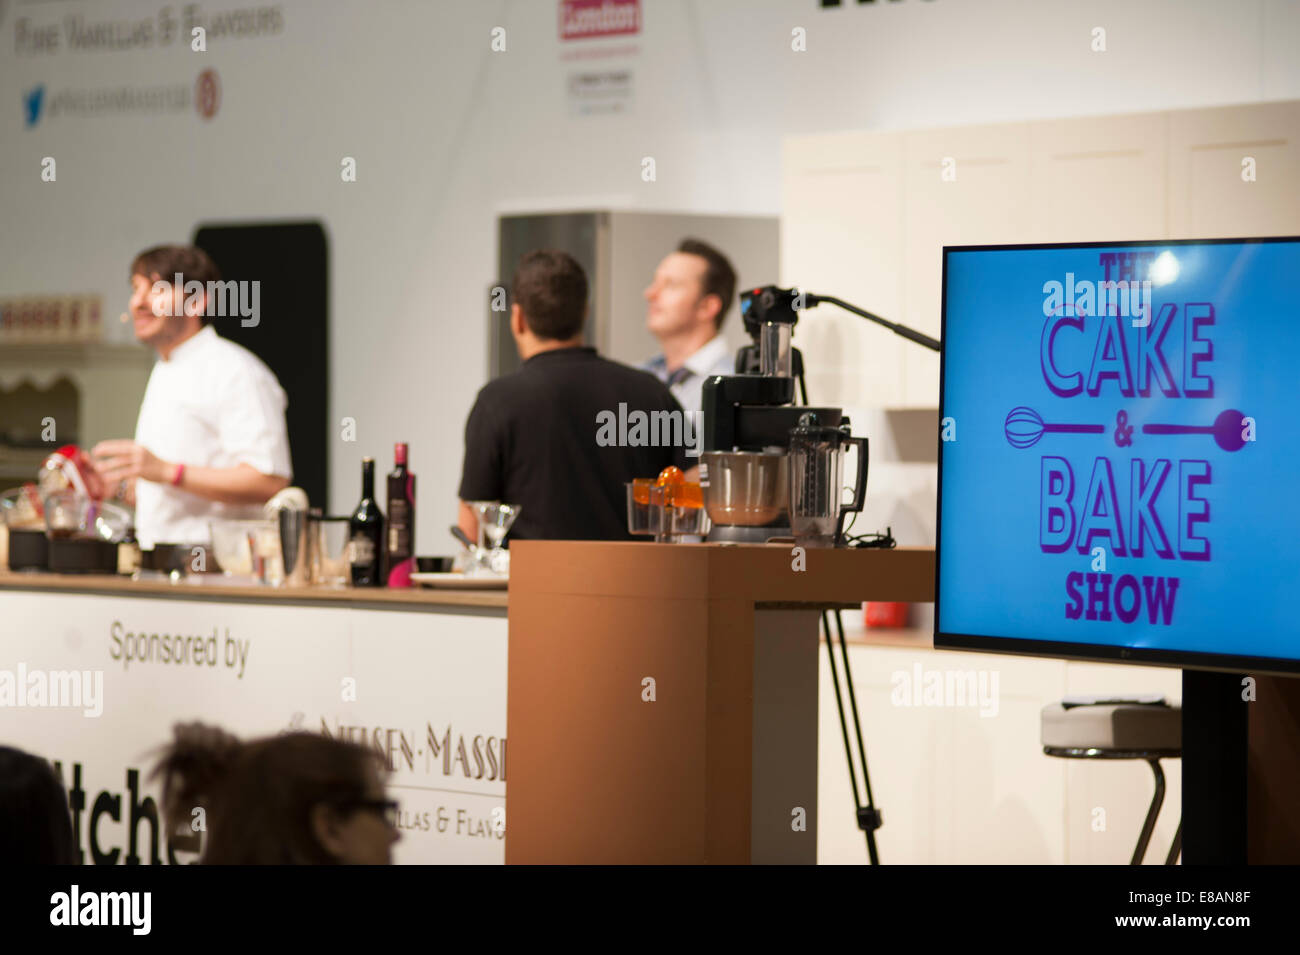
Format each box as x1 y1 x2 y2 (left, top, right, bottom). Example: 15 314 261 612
469 501 494 552
467 501 520 576
464 501 497 574
481 503 520 573
481 503 520 550
43 489 87 539
626 479 656 536
648 485 669 543
666 483 709 540
315 517 351 587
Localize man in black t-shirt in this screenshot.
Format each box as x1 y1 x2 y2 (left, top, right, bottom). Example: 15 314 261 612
457 250 690 542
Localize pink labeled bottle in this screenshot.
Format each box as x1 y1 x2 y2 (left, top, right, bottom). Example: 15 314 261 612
385 442 416 587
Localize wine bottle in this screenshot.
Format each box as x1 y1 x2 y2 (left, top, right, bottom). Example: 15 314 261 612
385 442 415 587
349 458 385 587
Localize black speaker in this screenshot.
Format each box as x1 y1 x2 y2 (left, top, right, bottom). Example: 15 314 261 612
192 222 329 509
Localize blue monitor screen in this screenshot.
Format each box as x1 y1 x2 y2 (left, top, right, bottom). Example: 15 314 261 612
936 238 1300 674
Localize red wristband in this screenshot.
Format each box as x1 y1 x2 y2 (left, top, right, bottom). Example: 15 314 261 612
171 463 185 487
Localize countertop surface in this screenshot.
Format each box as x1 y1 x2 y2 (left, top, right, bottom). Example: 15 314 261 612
1 542 937 635
0 570 509 609
510 540 936 604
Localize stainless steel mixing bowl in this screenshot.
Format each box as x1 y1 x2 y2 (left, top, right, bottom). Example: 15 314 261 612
700 451 789 527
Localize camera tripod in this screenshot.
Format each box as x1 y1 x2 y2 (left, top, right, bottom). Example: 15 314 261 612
822 608 883 864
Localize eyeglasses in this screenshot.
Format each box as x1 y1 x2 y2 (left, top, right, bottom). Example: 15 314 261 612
342 798 400 828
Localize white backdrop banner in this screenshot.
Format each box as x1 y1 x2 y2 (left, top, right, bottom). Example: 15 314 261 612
0 591 508 865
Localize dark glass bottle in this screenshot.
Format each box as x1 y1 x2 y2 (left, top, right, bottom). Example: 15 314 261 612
385 442 415 588
349 457 385 587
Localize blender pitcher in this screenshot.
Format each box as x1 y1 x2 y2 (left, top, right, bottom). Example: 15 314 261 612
788 413 869 548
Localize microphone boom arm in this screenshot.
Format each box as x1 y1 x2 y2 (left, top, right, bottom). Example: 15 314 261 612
809 294 941 352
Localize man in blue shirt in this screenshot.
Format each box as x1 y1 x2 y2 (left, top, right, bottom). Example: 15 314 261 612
640 238 738 415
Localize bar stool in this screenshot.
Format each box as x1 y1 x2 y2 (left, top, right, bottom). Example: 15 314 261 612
1041 699 1182 865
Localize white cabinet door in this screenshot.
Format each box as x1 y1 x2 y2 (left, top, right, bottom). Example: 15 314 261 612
1168 101 1300 238
782 132 905 410
782 101 1300 412
902 123 1033 408
1028 111 1169 245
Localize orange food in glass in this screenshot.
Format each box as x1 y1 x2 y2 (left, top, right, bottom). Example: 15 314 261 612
656 465 685 486
668 482 704 508
632 477 654 505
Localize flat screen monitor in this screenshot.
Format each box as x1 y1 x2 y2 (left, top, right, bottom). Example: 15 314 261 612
936 238 1300 674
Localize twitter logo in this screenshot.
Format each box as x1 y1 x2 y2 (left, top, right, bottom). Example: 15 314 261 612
23 85 45 128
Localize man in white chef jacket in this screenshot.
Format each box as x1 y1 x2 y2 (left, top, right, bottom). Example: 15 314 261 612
92 245 292 549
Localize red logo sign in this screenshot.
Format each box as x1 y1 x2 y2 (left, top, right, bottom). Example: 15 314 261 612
196 69 220 120
559 0 640 41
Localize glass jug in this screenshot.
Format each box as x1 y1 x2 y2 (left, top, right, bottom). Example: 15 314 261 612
788 413 868 548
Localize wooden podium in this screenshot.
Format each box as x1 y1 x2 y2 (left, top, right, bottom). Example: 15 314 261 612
505 541 935 864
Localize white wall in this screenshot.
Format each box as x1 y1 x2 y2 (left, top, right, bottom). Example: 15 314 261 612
3 0 1298 552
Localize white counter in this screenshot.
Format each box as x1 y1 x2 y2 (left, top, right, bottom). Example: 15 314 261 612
0 572 507 865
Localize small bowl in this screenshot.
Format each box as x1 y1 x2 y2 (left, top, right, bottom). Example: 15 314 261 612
416 556 455 573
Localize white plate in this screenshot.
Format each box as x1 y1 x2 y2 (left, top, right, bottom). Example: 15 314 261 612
410 572 507 590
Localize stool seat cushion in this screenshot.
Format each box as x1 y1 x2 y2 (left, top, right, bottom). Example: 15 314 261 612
1041 701 1181 752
